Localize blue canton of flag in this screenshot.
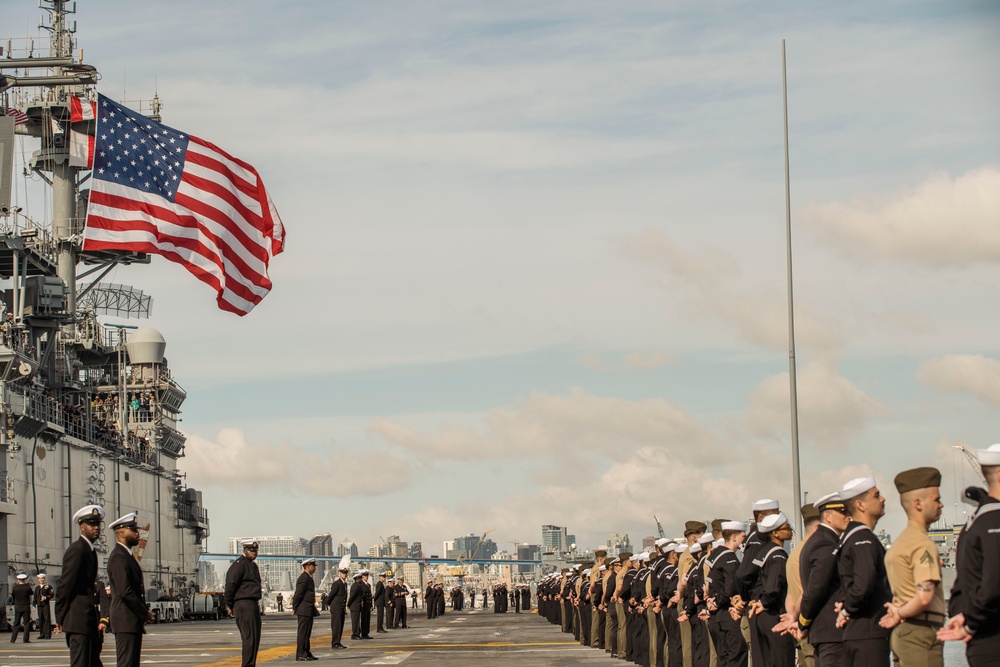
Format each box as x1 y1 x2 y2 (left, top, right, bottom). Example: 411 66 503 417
93 97 190 201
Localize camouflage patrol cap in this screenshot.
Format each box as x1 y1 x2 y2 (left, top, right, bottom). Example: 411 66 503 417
684 521 707 536
894 467 942 495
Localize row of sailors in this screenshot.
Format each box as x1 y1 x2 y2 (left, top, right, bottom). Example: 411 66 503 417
536 446 1000 667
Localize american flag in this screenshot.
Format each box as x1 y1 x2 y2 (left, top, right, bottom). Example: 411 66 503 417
1 107 30 125
83 94 284 315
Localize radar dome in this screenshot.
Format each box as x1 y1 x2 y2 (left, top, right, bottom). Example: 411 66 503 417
126 327 166 365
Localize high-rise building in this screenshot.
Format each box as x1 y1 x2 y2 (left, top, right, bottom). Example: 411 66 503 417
516 544 541 575
386 535 409 559
337 539 359 558
443 540 455 556
368 543 390 558
307 533 334 583
408 542 423 559
229 536 307 591
642 536 656 550
607 533 631 556
541 525 568 553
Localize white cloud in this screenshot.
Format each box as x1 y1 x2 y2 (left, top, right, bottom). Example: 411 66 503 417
917 354 1000 406
618 229 843 351
801 166 1000 266
576 349 673 371
369 387 721 464
182 428 411 497
744 361 888 449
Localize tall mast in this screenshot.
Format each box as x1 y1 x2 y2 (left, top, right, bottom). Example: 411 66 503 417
47 0 79 315
782 39 803 534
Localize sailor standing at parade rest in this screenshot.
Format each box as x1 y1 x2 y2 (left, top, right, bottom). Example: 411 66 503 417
106 512 155 667
10 573 32 643
749 513 795 667
292 557 319 661
34 573 55 640
938 443 1000 666
374 571 389 633
880 467 946 667
834 475 893 667
55 504 105 667
327 561 349 649
795 491 852 666
738 499 781 667
224 539 263 667
677 521 707 667
706 521 747 667
348 572 365 639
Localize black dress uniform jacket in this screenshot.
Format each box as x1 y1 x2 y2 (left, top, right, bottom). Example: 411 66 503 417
224 556 262 609
293 572 319 617
798 523 843 644
55 537 99 634
948 495 1000 662
107 542 150 634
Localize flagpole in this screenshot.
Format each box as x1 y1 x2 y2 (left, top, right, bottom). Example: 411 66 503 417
782 39 803 535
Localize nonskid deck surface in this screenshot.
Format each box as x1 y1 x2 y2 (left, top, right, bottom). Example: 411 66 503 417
0 608 624 667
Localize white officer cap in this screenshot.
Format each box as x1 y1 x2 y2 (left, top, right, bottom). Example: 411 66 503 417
720 520 746 532
689 543 702 554
713 537 724 547
758 512 789 533
697 533 714 545
976 443 1000 466
301 557 316 567
361 569 370 576
16 573 27 580
752 498 780 511
241 539 259 549
840 476 877 500
73 504 105 524
108 512 138 530
811 491 841 509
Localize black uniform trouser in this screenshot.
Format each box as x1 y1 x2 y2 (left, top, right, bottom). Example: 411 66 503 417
708 615 747 667
690 615 709 667
581 604 591 646
10 609 31 642
38 604 52 638
386 601 395 629
330 607 346 645
608 606 619 655
470 594 476 609
665 609 683 667
655 611 666 667
394 602 407 627
296 615 313 658
66 631 102 667
748 613 764 667
636 610 649 666
813 641 847 667
845 637 889 667
115 631 143 667
596 608 607 649
234 600 262 667
361 606 371 637
754 609 794 667
350 609 362 638
376 603 385 631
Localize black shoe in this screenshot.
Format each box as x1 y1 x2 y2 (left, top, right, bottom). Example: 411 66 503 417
361 635 373 639
296 657 309 661
350 635 360 640
306 656 318 661
334 644 348 649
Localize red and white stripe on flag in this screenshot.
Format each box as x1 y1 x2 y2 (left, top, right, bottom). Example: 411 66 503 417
70 96 96 123
69 130 94 168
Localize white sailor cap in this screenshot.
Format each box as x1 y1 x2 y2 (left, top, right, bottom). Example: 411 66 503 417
583 569 591 576
713 537 725 547
654 538 671 548
301 557 317 567
73 504 105 524
672 543 687 554
37 573 46 578
241 539 259 550
629 554 640 562
16 573 27 580
840 476 877 500
689 543 702 554
697 533 714 545
108 512 138 530
752 498 780 512
639 552 651 563
758 512 789 533
976 443 1000 466
599 565 607 571
720 520 746 532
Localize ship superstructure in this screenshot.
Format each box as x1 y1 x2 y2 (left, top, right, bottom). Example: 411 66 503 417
0 1 209 602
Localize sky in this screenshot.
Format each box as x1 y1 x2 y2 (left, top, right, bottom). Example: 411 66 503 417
5 0 1000 557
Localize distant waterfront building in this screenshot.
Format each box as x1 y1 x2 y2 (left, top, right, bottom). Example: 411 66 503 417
408 542 423 559
337 539 359 558
516 544 541 575
642 536 656 550
386 535 409 559
368 543 390 558
450 533 498 560
607 533 631 556
307 533 334 583
541 525 569 553
443 540 455 556
229 536 306 591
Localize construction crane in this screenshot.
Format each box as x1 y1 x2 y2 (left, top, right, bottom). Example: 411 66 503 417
654 515 665 539
466 529 496 582
953 444 986 485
